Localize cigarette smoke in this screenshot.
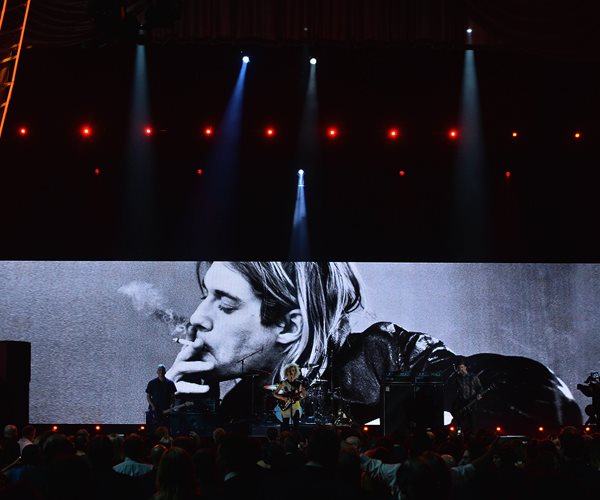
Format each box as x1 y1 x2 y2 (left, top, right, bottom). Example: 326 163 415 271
118 281 188 334
118 281 165 312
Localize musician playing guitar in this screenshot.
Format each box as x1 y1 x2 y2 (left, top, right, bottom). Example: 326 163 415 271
451 358 482 432
273 363 307 431
146 364 177 430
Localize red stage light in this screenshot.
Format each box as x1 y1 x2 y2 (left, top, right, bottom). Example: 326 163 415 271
538 426 544 432
399 170 406 177
203 127 213 137
449 426 456 432
52 426 58 432
585 426 591 432
505 171 511 179
265 127 275 137
81 125 92 137
144 127 153 136
574 131 581 139
448 129 459 139
95 425 101 431
196 168 203 176
140 425 145 431
512 131 518 138
363 426 369 432
94 168 101 176
18 127 27 136
327 127 338 138
495 426 502 433
388 128 400 139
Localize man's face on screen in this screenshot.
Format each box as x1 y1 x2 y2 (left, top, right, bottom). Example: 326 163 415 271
189 262 281 380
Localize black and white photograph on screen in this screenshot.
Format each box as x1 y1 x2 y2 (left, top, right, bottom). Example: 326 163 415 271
0 261 598 430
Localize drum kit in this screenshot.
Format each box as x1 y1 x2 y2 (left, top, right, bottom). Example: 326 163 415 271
262 363 354 425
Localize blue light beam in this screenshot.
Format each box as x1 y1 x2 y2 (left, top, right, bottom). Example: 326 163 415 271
290 170 309 259
451 49 489 257
123 44 157 253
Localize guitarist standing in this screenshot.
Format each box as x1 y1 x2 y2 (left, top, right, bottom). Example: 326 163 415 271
146 364 177 430
273 363 307 431
451 358 482 432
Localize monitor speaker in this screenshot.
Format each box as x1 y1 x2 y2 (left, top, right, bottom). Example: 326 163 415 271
383 381 444 434
0 341 31 426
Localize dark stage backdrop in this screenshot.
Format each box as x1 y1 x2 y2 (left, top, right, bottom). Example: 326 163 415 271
0 261 598 424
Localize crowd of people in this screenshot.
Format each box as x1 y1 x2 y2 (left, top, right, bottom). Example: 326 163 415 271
1 421 599 500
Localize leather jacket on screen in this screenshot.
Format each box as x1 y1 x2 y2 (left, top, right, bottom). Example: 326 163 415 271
329 322 582 427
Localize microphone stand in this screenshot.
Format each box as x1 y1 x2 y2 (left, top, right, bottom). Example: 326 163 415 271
236 347 264 423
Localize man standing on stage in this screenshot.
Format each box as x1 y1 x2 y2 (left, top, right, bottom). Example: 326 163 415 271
451 359 482 432
273 363 307 431
146 364 177 428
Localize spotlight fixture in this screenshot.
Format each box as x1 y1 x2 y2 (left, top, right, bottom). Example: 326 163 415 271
327 127 338 138
466 28 473 34
18 127 27 136
196 168 203 176
511 131 518 138
144 126 153 136
505 171 511 179
94 168 101 176
574 131 582 139
448 129 459 139
309 57 317 65
265 127 275 137
399 170 406 177
81 126 92 137
203 127 214 137
242 55 250 64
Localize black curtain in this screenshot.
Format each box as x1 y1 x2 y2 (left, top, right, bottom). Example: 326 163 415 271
464 0 600 60
25 0 466 47
24 0 600 59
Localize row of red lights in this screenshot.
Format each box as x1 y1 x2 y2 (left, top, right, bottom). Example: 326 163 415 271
88 167 515 179
49 423 594 435
447 425 594 434
16 125 586 140
51 425 146 432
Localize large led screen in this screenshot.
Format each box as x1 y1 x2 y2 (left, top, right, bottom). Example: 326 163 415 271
0 261 597 426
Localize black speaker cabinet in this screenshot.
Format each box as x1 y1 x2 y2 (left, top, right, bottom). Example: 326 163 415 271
383 381 444 434
0 341 31 427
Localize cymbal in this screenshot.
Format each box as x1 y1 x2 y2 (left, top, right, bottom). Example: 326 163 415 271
263 384 278 391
